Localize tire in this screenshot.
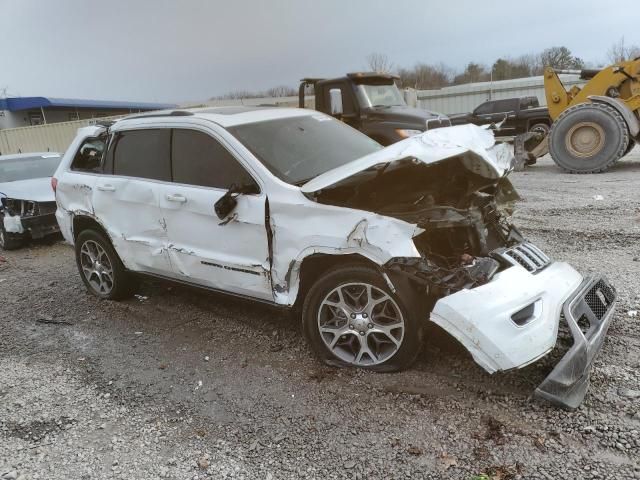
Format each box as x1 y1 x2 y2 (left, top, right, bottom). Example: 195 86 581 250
75 229 135 300
529 122 550 136
0 217 25 250
302 263 423 372
623 139 636 158
549 102 629 173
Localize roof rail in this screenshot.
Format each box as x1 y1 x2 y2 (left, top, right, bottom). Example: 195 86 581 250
123 110 194 121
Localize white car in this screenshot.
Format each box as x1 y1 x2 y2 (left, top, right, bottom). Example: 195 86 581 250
53 107 616 408
0 152 62 250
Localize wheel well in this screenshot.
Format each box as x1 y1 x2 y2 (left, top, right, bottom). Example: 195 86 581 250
72 215 108 242
293 253 381 309
528 119 550 127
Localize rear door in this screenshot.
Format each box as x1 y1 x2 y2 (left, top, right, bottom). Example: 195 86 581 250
92 128 173 275
157 127 272 300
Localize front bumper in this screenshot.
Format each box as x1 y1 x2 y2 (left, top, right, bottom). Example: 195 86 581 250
534 275 616 409
19 213 60 239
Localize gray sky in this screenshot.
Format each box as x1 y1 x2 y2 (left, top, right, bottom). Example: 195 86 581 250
2 0 639 103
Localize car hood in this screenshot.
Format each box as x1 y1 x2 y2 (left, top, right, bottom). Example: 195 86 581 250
301 124 513 194
0 177 55 202
367 105 445 122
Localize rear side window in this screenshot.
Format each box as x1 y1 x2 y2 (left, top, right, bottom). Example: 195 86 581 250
112 129 171 181
171 129 258 190
71 137 106 172
492 99 517 113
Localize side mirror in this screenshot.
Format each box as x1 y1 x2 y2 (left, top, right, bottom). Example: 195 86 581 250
214 183 259 220
329 88 344 116
214 191 238 220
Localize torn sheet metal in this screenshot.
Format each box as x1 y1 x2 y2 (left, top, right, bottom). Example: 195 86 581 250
301 125 513 193
268 197 422 305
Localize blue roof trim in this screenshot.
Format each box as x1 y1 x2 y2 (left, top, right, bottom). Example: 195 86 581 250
0 97 176 112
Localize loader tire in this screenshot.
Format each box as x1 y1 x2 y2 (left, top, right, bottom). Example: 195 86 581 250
623 139 636 158
549 102 629 173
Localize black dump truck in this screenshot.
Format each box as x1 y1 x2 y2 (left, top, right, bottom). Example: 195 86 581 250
448 96 551 137
299 72 450 145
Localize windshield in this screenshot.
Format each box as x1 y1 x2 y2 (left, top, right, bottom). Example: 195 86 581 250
0 155 62 182
228 114 382 185
357 83 406 108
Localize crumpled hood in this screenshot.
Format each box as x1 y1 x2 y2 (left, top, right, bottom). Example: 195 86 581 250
301 124 513 193
0 177 55 203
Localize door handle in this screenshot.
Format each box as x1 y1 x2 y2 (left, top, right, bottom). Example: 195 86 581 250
166 194 187 203
97 184 115 192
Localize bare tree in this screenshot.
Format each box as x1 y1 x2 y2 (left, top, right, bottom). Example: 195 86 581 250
540 46 584 70
398 62 452 89
607 36 640 63
366 53 393 73
265 85 297 97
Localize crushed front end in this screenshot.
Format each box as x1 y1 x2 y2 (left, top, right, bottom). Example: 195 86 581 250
535 276 616 409
1 197 60 239
304 125 616 408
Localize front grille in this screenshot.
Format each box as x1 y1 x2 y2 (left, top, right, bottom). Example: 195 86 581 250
496 242 551 273
584 280 616 320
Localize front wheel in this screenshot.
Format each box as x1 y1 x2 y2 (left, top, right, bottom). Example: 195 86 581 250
302 264 422 372
549 102 629 173
75 229 135 300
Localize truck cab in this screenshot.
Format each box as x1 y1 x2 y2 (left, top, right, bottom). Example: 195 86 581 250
300 72 449 145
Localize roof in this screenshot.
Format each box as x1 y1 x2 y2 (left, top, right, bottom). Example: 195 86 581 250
0 97 176 112
0 152 61 161
113 106 318 130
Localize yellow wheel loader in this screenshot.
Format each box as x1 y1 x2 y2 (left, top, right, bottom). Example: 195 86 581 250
543 59 640 173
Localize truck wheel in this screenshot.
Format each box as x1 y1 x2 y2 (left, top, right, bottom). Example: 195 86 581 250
302 264 422 372
529 122 550 136
0 219 25 250
75 229 135 300
549 102 629 173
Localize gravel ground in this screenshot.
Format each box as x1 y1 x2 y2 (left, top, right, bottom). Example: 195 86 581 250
1 150 639 480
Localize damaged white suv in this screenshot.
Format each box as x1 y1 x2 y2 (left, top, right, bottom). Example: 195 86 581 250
54 107 616 408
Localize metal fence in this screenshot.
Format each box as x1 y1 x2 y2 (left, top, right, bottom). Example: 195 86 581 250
0 95 312 155
0 115 121 155
415 75 586 115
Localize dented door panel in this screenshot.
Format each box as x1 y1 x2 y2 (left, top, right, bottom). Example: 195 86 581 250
157 184 272 300
92 177 172 274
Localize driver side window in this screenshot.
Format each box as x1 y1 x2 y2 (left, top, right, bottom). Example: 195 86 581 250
171 129 259 192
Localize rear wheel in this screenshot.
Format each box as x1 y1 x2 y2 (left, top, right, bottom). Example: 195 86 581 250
302 264 422 372
75 229 135 300
549 102 629 173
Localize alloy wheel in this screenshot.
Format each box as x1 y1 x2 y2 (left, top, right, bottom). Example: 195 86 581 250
80 240 114 295
317 282 405 366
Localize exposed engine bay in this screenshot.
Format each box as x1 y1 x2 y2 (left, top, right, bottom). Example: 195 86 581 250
308 154 525 295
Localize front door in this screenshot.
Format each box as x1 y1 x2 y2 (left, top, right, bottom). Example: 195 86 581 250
157 127 273 300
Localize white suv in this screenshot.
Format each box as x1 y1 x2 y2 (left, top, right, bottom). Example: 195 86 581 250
54 107 616 408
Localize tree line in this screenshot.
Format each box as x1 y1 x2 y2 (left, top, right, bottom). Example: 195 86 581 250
212 37 639 99
372 37 640 90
